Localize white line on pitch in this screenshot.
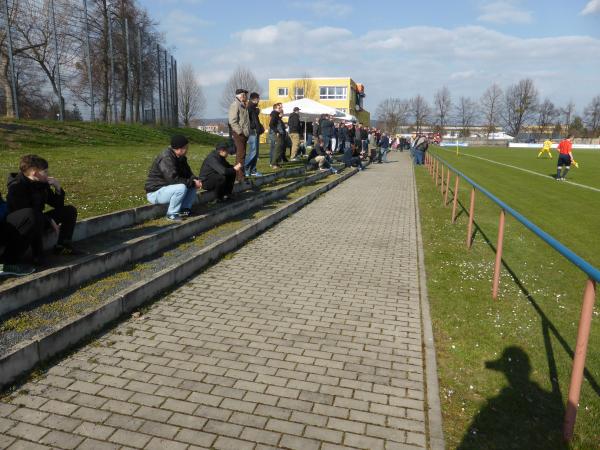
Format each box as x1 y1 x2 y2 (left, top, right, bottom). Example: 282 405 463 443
438 147 600 193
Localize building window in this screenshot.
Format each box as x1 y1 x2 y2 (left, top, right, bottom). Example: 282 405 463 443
294 87 304 99
320 86 347 100
277 87 288 97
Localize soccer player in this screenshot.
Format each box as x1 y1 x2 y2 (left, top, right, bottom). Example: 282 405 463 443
537 138 553 158
556 135 574 181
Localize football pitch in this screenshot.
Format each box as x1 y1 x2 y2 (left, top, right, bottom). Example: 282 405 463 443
429 145 600 267
415 146 600 449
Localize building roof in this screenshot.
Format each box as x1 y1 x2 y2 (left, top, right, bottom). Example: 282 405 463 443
268 77 352 81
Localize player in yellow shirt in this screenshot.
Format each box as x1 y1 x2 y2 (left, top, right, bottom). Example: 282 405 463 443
537 139 553 158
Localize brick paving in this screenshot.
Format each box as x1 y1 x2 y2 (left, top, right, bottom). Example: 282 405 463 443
0 152 441 449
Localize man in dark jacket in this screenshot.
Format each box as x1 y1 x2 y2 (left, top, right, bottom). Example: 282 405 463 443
7 154 79 260
145 135 202 221
360 126 369 152
338 123 349 153
288 106 302 161
199 143 241 201
244 92 265 177
269 103 285 169
319 114 334 151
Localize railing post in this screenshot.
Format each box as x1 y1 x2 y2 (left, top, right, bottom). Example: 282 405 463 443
444 169 451 206
440 165 445 194
563 279 597 442
466 187 475 248
451 175 460 223
492 209 506 299
435 160 439 185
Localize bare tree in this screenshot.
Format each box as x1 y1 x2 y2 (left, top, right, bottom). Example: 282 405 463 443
433 86 451 134
584 95 600 136
178 63 205 127
410 95 430 133
480 83 502 137
536 98 558 138
219 66 260 113
455 96 478 137
375 98 410 134
560 100 576 132
502 78 538 138
291 73 316 100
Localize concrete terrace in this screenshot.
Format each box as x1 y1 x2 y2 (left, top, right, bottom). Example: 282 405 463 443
0 153 444 450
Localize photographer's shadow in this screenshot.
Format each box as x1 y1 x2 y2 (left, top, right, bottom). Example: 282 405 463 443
458 346 567 450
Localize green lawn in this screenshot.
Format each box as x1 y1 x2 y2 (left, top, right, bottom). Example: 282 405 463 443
0 120 299 218
416 146 600 449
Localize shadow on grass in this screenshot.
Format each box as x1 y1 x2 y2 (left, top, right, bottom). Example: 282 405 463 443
444 189 600 447
458 347 567 449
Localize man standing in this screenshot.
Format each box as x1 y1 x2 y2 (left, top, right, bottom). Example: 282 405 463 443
319 114 334 151
413 134 429 165
556 135 574 181
145 135 202 221
269 103 285 169
288 106 302 161
245 92 265 177
199 143 242 201
379 133 390 163
228 88 250 182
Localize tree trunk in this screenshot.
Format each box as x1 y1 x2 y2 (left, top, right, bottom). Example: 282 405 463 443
0 53 15 118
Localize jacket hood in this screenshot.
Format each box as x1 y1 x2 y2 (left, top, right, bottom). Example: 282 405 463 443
6 172 21 189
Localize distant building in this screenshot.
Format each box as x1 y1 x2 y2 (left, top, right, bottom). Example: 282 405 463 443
260 77 370 125
197 124 220 133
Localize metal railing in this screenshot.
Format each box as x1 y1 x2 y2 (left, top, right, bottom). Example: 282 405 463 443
424 151 598 442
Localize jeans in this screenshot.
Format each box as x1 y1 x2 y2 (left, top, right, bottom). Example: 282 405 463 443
147 184 197 216
331 137 337 152
322 135 331 151
415 149 425 165
380 148 389 163
245 133 259 174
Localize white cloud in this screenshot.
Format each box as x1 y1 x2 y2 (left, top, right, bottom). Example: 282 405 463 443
290 0 353 18
188 21 600 118
478 0 533 24
581 0 600 15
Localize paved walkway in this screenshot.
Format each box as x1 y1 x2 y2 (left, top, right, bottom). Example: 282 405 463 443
0 153 443 450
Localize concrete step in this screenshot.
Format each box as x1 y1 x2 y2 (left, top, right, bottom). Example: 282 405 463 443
0 165 360 390
0 168 340 318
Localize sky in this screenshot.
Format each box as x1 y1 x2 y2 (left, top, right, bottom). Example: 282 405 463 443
138 0 600 119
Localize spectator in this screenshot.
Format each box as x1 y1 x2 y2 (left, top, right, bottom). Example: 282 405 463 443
269 103 285 169
307 138 333 172
245 92 265 177
145 135 202 222
360 125 369 152
7 154 79 263
331 122 338 153
338 123 349 153
199 143 241 202
379 133 390 163
0 192 35 276
228 88 250 182
348 124 356 150
319 114 334 151
368 130 378 162
343 142 364 171
288 106 302 161
413 134 429 165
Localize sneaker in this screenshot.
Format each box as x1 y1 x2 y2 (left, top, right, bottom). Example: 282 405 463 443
179 208 193 217
290 157 299 162
252 171 263 177
53 243 84 256
166 214 182 222
244 171 250 177
0 263 35 277
330 168 338 174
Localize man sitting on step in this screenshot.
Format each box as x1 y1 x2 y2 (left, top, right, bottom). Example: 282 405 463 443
6 154 79 264
145 135 202 222
198 142 242 202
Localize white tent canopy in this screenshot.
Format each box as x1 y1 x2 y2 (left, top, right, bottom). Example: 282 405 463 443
260 98 341 120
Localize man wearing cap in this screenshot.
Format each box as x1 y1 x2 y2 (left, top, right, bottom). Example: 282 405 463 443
228 89 250 182
288 106 302 161
145 135 202 221
199 143 241 202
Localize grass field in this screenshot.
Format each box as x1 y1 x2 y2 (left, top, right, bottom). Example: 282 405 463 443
416 146 600 449
0 120 292 218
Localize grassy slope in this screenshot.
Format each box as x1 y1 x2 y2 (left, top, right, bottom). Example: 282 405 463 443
415 150 599 449
0 120 233 218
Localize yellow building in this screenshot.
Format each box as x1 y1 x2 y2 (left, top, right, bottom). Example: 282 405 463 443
259 77 370 126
